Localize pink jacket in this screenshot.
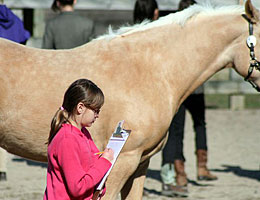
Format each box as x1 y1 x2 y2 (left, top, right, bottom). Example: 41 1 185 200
44 124 111 200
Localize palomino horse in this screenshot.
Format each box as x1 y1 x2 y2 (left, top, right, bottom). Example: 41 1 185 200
0 0 260 199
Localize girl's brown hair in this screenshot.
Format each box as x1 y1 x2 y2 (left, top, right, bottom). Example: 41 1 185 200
47 78 104 145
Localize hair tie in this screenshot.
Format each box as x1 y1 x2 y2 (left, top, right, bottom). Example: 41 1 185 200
60 106 64 111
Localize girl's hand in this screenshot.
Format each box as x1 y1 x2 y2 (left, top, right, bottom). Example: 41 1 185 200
97 189 103 200
101 148 114 162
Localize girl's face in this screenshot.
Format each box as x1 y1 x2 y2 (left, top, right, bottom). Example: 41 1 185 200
80 105 100 127
69 102 100 130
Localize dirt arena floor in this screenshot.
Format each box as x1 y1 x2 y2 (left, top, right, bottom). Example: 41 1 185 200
0 109 259 200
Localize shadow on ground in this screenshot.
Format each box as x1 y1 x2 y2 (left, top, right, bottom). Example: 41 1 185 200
144 169 214 197
12 157 47 168
146 169 214 186
212 164 260 182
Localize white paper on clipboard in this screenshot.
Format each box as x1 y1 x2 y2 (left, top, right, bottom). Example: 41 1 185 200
96 120 130 190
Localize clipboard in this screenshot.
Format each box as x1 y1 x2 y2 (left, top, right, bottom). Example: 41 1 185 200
93 120 131 198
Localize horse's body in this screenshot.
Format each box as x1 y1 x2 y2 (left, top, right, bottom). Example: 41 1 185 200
0 0 260 199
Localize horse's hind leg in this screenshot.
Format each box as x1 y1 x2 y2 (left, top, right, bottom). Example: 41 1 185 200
0 148 7 180
120 158 150 200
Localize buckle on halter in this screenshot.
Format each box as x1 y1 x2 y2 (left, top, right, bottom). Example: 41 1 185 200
249 59 260 71
254 60 260 71
247 35 257 47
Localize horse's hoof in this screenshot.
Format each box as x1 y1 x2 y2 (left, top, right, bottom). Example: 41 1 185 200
0 172 7 181
161 183 188 197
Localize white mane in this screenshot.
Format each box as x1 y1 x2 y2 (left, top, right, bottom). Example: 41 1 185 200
96 3 244 41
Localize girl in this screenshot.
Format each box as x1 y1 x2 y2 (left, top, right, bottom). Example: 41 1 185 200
44 79 114 200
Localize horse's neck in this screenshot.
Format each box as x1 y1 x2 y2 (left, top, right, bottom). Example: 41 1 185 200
154 14 247 106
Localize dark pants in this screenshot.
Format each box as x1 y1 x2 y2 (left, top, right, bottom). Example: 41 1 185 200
162 93 207 165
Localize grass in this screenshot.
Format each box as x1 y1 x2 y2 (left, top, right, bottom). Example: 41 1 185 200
205 94 260 109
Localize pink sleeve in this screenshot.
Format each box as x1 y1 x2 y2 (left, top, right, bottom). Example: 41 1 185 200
56 136 111 198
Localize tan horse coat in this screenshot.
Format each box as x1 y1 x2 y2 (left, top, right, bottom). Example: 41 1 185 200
0 0 260 199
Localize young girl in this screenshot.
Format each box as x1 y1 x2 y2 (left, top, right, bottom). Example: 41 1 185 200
44 79 114 200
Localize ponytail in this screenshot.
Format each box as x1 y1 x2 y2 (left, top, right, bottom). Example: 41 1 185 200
47 107 69 145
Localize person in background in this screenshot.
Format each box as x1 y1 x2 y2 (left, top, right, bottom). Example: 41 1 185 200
44 79 114 200
0 0 31 181
133 0 159 24
42 0 94 49
0 2 30 44
160 0 217 197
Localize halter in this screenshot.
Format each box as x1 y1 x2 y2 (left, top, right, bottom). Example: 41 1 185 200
242 14 260 92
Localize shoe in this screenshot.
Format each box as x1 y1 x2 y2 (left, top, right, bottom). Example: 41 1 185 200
196 149 218 181
0 172 7 181
197 170 218 181
162 183 188 197
174 160 188 186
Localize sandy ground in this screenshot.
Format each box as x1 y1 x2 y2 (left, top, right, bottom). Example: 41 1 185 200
0 109 259 200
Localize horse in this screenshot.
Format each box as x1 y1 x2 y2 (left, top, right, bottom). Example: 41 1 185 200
0 0 260 199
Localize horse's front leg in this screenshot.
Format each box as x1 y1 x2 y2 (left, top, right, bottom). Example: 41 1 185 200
102 150 143 200
121 158 150 200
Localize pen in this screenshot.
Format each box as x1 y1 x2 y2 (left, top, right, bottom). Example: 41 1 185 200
95 151 104 155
